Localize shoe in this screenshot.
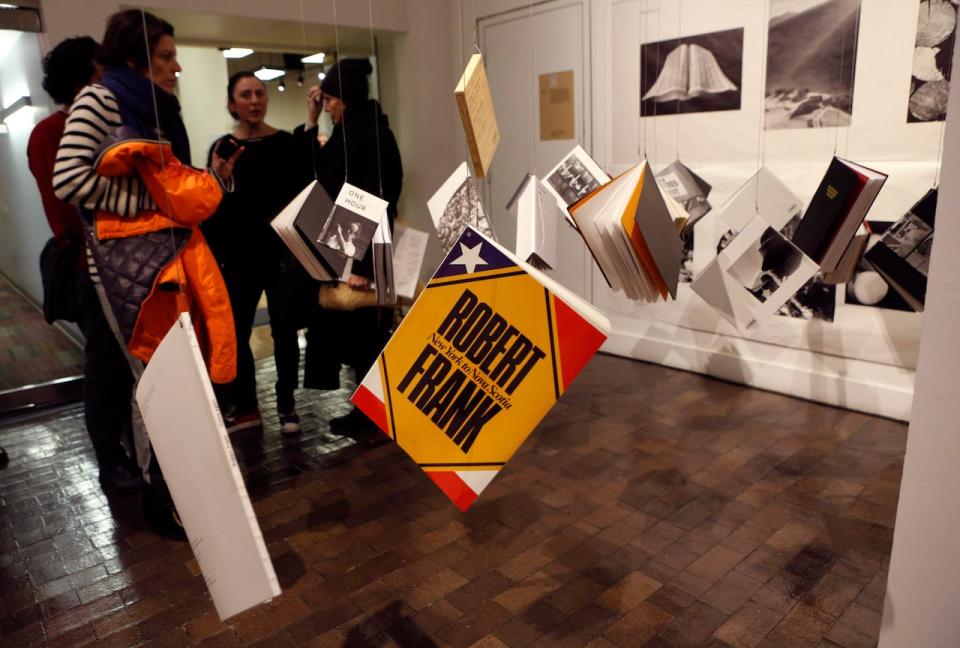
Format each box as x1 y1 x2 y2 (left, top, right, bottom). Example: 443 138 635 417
223 409 262 434
142 491 187 542
98 461 142 494
279 410 301 435
329 407 377 434
0 447 7 468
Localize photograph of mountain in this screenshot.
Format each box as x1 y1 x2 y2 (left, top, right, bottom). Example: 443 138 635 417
765 0 862 130
640 28 743 117
907 0 956 122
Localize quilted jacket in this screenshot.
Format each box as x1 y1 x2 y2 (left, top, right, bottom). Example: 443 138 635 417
89 139 237 383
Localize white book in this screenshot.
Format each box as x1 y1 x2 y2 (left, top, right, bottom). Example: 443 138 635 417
392 224 429 300
691 215 818 332
135 314 279 620
320 183 389 263
507 174 559 271
427 162 496 253
541 145 611 225
270 181 336 281
718 167 803 233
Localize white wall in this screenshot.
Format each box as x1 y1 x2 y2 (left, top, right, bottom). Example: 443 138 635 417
878 35 960 648
175 45 231 167
0 29 57 304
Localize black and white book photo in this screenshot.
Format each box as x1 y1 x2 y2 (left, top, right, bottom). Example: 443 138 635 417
907 0 956 122
541 145 610 217
319 183 387 262
427 162 496 253
765 0 862 129
640 28 743 116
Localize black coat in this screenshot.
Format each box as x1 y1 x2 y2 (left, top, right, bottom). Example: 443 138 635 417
301 99 403 279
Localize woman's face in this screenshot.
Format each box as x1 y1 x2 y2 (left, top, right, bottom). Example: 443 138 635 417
147 34 181 94
229 76 268 125
323 94 344 124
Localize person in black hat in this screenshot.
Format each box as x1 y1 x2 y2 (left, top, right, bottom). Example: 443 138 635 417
299 59 403 434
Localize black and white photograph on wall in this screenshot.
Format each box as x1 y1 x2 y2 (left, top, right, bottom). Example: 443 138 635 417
319 206 379 261
727 227 806 303
908 0 956 122
640 28 743 117
546 155 603 206
765 0 862 130
437 176 495 252
844 222 915 311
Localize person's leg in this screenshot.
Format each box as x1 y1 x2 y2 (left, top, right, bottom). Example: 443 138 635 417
303 305 343 391
264 265 301 421
76 270 139 491
330 307 391 435
221 262 266 420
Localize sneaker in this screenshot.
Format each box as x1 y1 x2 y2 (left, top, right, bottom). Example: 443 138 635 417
279 410 301 435
224 409 262 434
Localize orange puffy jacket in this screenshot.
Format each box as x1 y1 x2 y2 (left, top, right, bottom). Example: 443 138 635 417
94 140 236 383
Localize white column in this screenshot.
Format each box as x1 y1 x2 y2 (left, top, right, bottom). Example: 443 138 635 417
879 38 960 647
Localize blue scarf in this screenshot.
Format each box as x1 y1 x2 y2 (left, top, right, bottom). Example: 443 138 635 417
100 67 191 163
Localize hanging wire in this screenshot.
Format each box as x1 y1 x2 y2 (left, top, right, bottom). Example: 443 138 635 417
527 1 535 176
638 0 645 159
458 0 465 71
755 0 769 215
833 0 846 157
843 2 861 159
298 0 319 182
139 8 186 297
652 6 660 166
367 0 384 197
934 120 946 187
472 0 480 52
332 0 349 183
675 0 681 163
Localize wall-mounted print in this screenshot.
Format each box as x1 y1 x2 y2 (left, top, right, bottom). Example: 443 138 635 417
640 28 743 117
765 0 862 130
908 0 956 122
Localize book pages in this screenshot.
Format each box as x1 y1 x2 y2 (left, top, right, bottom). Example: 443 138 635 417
393 224 430 301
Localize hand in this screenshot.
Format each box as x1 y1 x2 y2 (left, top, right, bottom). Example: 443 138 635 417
317 131 329 147
306 85 322 127
347 274 371 290
210 145 244 184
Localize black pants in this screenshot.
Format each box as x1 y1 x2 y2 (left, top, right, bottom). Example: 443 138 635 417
76 271 136 475
220 254 309 414
304 306 393 390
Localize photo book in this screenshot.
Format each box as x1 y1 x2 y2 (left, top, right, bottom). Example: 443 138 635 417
541 145 611 225
567 160 683 302
455 53 500 177
718 167 803 233
135 314 280 620
864 188 938 311
692 215 819 333
655 159 713 227
392 224 430 301
319 183 388 263
507 173 559 271
371 210 395 305
271 180 348 281
350 225 610 511
791 157 887 273
428 161 496 253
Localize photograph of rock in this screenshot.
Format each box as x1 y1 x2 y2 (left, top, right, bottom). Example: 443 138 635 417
640 28 743 117
908 0 956 122
765 0 862 130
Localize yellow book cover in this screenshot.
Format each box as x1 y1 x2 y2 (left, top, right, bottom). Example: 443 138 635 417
351 226 609 510
455 53 500 178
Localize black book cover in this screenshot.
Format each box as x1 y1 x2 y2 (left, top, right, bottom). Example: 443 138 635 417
864 188 938 311
791 157 861 263
293 183 349 278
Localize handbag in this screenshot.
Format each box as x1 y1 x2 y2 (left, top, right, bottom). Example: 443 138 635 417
318 282 378 311
39 237 81 324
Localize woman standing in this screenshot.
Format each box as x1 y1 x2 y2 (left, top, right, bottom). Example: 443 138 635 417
201 72 314 435
301 58 403 434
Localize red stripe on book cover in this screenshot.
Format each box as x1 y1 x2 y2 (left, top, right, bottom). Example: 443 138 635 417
553 296 607 392
426 470 478 512
351 384 390 437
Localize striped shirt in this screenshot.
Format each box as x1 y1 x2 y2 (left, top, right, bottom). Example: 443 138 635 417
53 84 156 216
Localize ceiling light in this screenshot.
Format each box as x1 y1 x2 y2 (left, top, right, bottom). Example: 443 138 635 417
0 95 32 121
278 80 286 93
254 66 285 81
301 52 325 64
0 4 19 9
317 71 326 81
221 47 253 59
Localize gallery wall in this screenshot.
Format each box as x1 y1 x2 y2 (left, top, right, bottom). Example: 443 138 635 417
462 0 947 420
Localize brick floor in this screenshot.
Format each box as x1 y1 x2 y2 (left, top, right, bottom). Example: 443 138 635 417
0 353 904 647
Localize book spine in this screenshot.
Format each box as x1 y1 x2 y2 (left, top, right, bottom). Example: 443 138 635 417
456 91 484 178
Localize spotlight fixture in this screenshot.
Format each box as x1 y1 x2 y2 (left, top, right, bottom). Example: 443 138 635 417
254 66 285 81
301 51 326 64
221 47 253 59
278 79 286 93
297 73 304 87
317 71 326 81
175 71 181 78
0 95 33 121
0 4 19 9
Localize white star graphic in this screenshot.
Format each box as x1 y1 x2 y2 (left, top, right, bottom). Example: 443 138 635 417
450 241 488 274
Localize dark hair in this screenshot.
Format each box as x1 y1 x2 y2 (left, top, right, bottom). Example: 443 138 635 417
226 71 265 119
101 9 174 72
41 36 102 105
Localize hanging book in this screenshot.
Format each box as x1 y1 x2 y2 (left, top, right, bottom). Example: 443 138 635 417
393 224 430 301
567 160 683 302
135 314 279 620
864 188 938 311
271 180 348 281
718 167 803 233
350 225 610 511
455 53 500 177
428 162 496 253
791 157 887 273
318 183 387 263
691 216 819 332
371 211 396 305
507 173 559 271
655 159 714 227
541 145 611 225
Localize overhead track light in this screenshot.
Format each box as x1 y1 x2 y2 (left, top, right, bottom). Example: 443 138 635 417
221 47 253 59
254 66 285 81
301 51 326 64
